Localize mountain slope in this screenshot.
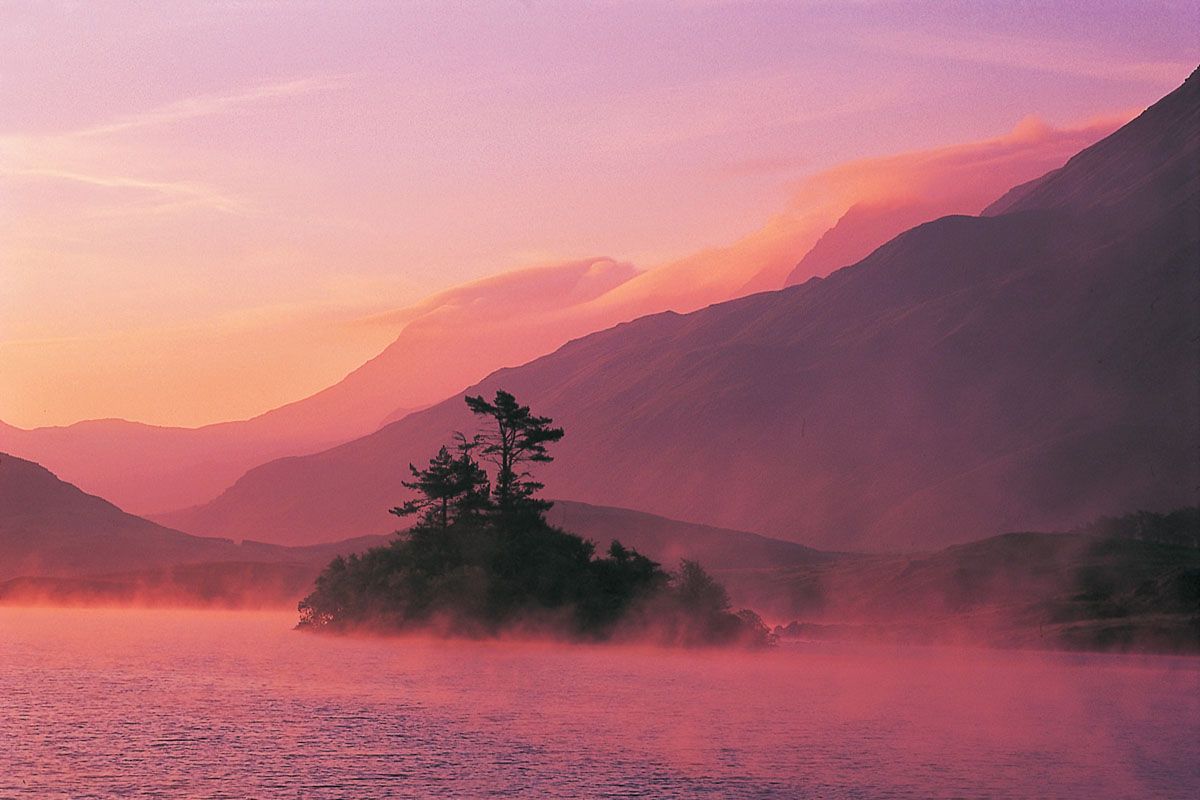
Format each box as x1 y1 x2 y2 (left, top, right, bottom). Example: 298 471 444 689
0 259 640 516
546 500 830 570
984 66 1199 216
2 116 1119 519
781 113 1125 289
0 453 387 582
0 420 346 518
783 200 947 287
721 524 1200 653
0 452 254 580
1 450 823 601
165 70 1200 551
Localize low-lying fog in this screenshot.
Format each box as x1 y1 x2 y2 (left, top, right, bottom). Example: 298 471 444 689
3 607 1197 798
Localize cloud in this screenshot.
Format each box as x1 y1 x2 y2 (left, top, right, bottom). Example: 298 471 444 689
791 112 1128 208
766 112 1128 288
311 112 1126 432
5 167 249 215
355 257 642 331
74 76 347 138
336 111 1130 405
863 29 1192 84
1 75 345 217
0 102 1127 430
589 112 1126 304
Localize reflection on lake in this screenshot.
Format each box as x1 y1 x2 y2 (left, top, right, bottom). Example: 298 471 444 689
1 608 1197 798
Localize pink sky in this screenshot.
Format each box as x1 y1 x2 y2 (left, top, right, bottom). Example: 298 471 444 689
1 1 1194 428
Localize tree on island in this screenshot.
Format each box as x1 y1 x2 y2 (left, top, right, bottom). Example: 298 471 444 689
390 437 489 530
298 390 771 647
464 389 563 517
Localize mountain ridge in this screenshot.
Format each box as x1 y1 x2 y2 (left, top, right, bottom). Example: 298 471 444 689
161 69 1200 551
1 452 819 595
0 114 1121 518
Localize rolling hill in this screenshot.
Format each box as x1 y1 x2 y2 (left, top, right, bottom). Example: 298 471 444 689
1 451 257 580
721 511 1200 653
0 452 383 583
1 452 824 607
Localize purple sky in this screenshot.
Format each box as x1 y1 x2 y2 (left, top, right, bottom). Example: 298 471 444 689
1 1 1194 427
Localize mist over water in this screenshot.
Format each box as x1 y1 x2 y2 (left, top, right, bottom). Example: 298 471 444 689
2 608 1197 799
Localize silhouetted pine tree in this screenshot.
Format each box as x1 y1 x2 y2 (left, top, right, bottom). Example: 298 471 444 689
390 436 490 530
464 390 563 518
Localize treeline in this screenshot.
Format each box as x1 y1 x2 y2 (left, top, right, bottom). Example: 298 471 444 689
298 391 771 646
1079 507 1199 549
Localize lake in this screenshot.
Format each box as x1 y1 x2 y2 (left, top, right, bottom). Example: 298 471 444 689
1 607 1196 798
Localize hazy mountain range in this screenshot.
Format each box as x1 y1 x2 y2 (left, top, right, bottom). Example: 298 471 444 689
151 68 1198 552
1 64 1194 622
4 450 1196 654
0 452 382 581
0 114 1113 517
0 452 820 604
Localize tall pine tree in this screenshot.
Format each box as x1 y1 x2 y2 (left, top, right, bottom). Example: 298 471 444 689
390 437 490 529
464 390 564 517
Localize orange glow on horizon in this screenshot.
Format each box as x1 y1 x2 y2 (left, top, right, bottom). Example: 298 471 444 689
1 2 1191 428
0 114 1131 429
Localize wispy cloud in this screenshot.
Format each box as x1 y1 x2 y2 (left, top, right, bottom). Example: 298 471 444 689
1 75 345 216
863 29 1191 84
6 167 250 214
75 76 346 138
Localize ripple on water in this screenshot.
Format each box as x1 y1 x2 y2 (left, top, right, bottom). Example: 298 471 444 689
0 608 1198 799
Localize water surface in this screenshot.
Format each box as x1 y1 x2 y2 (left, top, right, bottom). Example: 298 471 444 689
1 608 1196 798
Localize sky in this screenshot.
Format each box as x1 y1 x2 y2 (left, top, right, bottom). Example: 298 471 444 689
1 0 1195 429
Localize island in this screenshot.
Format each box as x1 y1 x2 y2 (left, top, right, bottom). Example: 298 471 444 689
298 391 773 647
